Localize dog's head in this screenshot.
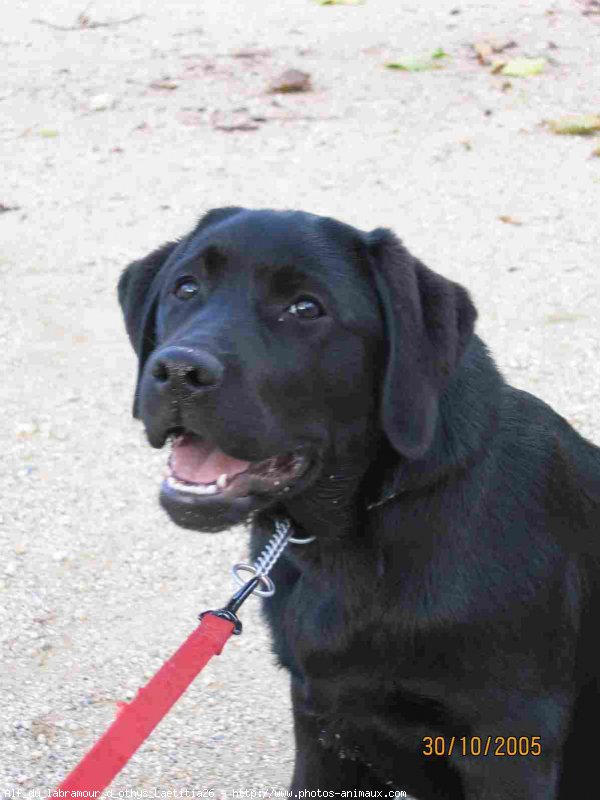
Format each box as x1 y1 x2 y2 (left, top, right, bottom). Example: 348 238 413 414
118 207 476 531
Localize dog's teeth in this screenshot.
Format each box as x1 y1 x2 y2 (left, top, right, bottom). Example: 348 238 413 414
216 473 228 489
166 476 218 495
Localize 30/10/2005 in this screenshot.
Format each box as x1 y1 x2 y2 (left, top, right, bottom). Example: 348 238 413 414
422 735 542 758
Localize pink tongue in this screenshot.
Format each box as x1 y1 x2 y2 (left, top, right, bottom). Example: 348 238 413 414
171 434 251 484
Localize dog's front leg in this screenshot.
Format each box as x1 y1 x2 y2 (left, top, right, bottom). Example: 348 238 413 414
289 679 382 791
458 751 561 800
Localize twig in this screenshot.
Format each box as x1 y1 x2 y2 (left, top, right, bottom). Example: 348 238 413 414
32 14 144 31
213 123 260 132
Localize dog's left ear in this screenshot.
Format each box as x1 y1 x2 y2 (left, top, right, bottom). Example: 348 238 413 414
366 228 477 460
118 240 178 418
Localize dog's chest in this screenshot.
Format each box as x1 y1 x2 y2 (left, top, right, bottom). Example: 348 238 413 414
284 584 454 751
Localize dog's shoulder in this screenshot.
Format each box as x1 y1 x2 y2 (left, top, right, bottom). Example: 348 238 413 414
499 384 600 551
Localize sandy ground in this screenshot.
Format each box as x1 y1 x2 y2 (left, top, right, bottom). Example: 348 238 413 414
1 0 599 794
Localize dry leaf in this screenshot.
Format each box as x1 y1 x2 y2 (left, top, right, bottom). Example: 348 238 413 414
211 109 260 131
231 49 272 59
498 57 546 77
473 41 493 65
580 0 600 16
548 115 600 135
475 40 517 65
149 80 179 90
386 49 448 72
544 312 585 324
498 215 523 226
317 0 365 5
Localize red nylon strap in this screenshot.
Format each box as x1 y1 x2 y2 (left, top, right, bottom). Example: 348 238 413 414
58 612 235 793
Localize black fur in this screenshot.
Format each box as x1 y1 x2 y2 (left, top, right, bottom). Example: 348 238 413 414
119 207 600 798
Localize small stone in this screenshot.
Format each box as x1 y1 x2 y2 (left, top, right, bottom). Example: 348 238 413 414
89 93 114 111
15 422 38 437
268 69 311 94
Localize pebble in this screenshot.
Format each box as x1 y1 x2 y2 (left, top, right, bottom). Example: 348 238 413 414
89 93 115 112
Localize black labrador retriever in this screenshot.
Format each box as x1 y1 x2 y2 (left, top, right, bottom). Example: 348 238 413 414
118 207 600 799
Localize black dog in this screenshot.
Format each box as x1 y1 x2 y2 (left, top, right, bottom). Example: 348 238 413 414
118 207 600 798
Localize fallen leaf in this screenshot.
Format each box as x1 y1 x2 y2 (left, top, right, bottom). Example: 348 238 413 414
491 39 518 53
268 69 311 93
33 13 144 31
473 39 517 65
230 49 272 59
149 80 179 90
547 114 600 135
580 0 600 16
385 50 449 72
473 41 493 65
214 122 260 132
498 57 546 77
498 215 523 226
39 129 58 138
544 312 585 325
211 109 260 131
316 0 365 5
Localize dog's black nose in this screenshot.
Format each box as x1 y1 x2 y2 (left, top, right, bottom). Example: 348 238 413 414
149 346 224 394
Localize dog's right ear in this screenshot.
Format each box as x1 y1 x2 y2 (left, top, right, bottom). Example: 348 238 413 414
118 206 245 418
118 240 178 418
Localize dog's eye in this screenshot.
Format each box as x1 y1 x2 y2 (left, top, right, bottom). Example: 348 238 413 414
283 298 324 320
173 277 199 301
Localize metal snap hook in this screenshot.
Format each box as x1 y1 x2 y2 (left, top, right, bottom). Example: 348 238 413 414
232 563 276 597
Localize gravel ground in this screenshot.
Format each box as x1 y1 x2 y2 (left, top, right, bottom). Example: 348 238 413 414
1 0 599 794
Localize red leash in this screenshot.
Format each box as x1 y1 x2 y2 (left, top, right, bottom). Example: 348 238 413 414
58 612 235 792
56 518 295 792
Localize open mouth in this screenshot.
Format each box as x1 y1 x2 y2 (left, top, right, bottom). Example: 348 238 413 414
164 431 311 500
